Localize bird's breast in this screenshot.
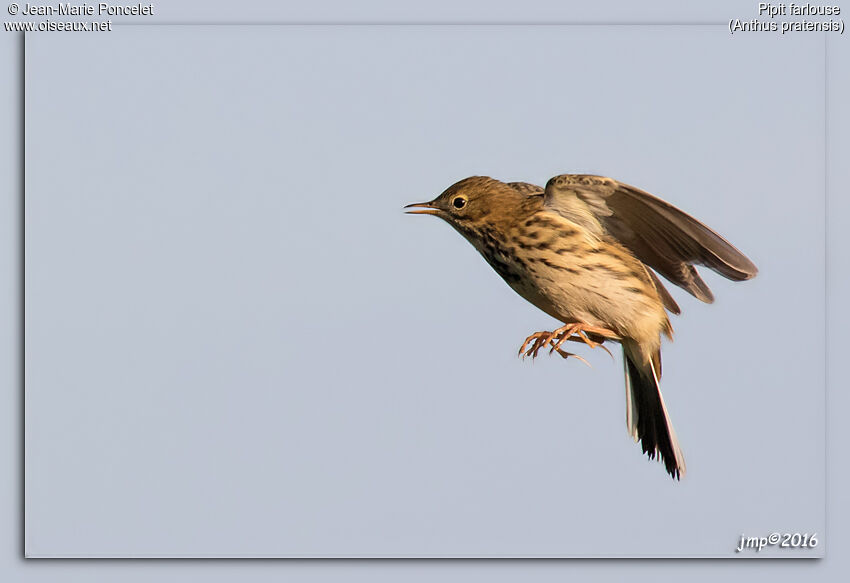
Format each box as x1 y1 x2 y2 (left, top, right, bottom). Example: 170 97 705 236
467 213 667 338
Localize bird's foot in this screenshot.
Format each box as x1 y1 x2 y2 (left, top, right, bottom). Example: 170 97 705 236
518 322 619 364
518 331 576 361
548 322 617 359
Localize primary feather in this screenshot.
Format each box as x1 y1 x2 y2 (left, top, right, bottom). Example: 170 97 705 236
539 175 758 304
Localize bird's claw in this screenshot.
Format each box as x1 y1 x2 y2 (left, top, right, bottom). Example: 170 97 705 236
549 342 591 367
548 328 614 360
518 322 618 364
518 331 551 360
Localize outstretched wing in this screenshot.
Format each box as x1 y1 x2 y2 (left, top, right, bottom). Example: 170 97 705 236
542 174 758 305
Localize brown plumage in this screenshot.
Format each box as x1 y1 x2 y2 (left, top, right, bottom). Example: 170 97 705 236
406 174 757 480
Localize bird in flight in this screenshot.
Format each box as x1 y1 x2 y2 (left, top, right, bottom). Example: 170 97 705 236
406 174 757 479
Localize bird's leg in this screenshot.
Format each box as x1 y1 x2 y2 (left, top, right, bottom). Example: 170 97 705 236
517 328 592 364
518 322 619 361
549 325 616 359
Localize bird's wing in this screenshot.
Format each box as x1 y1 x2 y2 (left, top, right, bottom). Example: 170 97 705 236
542 174 758 304
507 181 544 196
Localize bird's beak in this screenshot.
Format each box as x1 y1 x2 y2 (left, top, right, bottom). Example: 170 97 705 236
404 201 440 216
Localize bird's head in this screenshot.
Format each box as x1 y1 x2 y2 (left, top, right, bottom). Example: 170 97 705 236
404 176 525 236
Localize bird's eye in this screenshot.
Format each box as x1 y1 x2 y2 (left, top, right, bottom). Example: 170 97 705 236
452 196 467 209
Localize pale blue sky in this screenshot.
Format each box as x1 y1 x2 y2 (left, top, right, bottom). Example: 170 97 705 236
23 22 825 558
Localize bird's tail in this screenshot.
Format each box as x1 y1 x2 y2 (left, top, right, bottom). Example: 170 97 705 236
622 340 686 480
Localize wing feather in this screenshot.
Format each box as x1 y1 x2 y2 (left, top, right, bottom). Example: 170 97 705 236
543 174 758 304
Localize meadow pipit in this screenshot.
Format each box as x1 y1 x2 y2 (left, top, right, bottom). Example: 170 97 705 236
406 175 757 480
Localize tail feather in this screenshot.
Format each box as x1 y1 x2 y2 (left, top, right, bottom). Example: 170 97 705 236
623 344 686 480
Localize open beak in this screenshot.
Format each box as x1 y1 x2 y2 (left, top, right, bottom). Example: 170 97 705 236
404 201 440 216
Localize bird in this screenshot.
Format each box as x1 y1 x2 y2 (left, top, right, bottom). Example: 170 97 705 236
405 174 757 480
